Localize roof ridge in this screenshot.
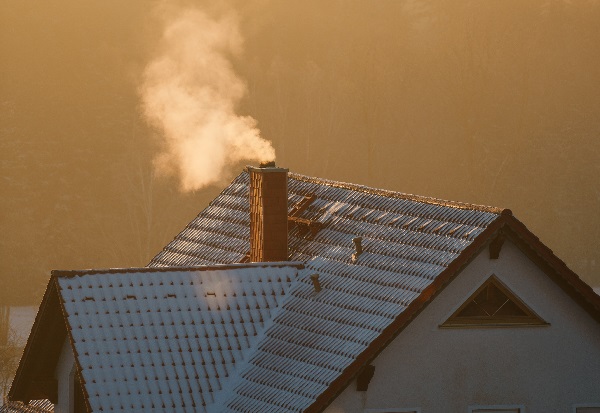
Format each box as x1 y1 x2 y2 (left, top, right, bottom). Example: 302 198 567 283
51 262 304 278
288 172 507 215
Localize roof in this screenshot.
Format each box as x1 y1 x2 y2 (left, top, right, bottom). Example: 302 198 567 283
148 171 505 412
0 400 53 413
64 263 303 413
10 170 600 413
10 263 302 413
150 171 503 268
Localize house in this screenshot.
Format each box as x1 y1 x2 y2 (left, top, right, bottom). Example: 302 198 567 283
5 164 600 413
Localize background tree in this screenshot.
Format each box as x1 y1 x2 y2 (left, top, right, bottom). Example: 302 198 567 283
1 0 599 306
0 307 21 402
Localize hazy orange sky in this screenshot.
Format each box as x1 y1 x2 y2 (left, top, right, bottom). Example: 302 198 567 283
1 0 600 304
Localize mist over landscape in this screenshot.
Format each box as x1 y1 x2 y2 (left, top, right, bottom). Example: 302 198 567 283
1 0 600 305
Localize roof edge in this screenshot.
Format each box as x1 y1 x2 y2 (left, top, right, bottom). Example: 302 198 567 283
288 172 507 215
502 214 600 320
51 262 305 278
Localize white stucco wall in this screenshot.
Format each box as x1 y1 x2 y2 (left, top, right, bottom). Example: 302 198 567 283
324 240 600 413
54 338 74 413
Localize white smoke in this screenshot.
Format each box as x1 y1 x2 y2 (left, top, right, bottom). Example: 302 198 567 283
140 4 275 192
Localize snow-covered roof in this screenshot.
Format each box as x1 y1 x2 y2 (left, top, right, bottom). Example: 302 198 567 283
11 170 600 413
150 171 502 269
57 263 302 412
147 171 504 412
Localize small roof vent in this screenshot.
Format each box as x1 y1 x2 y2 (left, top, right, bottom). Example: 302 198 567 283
352 237 363 262
310 273 322 293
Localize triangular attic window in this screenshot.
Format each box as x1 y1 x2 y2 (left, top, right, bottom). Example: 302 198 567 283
441 276 548 328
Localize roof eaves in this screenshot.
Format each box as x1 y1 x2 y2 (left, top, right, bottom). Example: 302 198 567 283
304 212 507 413
289 172 507 215
51 261 305 279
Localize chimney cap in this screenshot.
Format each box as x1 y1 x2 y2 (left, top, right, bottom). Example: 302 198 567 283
246 163 289 173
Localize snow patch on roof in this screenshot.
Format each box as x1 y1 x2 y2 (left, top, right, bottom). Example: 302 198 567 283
56 263 301 413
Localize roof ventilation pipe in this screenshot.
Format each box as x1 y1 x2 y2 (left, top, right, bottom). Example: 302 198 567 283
352 237 363 262
310 274 322 292
247 161 289 262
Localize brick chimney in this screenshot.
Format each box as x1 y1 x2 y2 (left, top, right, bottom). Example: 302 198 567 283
247 162 289 262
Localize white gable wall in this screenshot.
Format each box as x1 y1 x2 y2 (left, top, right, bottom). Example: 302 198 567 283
54 338 74 413
325 240 600 413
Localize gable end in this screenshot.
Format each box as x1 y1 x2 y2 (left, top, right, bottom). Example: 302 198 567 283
8 279 67 404
306 212 600 413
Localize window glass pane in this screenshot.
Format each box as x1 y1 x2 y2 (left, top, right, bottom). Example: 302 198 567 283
481 284 508 314
472 409 520 413
458 300 488 317
494 299 528 317
365 411 418 413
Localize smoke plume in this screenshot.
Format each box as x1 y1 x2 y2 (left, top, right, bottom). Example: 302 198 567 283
140 4 275 192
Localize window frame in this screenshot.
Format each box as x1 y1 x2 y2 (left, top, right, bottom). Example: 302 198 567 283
468 405 526 413
364 409 421 413
440 275 548 328
573 404 600 413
